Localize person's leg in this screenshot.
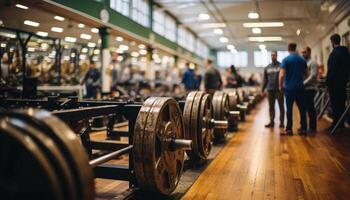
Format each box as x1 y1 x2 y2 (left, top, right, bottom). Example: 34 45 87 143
284 89 294 131
333 87 347 127
295 89 307 131
277 90 285 126
267 91 276 126
306 89 317 130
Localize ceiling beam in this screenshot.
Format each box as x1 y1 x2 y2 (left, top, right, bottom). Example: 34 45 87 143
156 0 322 4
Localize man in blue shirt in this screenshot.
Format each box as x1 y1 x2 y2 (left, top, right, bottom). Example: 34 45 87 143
182 62 195 91
279 43 308 135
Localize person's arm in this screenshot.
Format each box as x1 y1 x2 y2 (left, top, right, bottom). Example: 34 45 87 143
262 68 268 92
278 68 286 91
204 72 210 89
303 61 317 85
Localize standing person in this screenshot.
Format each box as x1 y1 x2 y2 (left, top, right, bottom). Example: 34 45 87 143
278 43 308 135
109 51 121 88
326 34 350 131
182 62 195 91
262 51 285 128
81 61 101 99
193 66 202 90
204 59 222 95
301 46 319 132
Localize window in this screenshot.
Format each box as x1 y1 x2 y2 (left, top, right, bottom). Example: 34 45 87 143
196 39 209 58
132 0 149 27
177 26 186 48
217 51 248 68
177 27 195 52
153 9 165 35
164 15 176 42
110 0 130 17
254 50 289 67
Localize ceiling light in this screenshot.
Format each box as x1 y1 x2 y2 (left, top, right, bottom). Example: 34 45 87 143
130 41 136 46
259 44 266 49
71 52 76 58
138 44 146 49
92 56 98 61
51 27 63 33
79 54 87 60
81 48 88 53
16 4 28 10
248 12 259 19
54 16 65 21
65 37 77 43
64 56 70 61
117 56 124 61
219 37 228 43
177 3 195 9
116 36 123 41
131 52 139 57
80 33 92 40
87 42 96 48
94 49 100 55
24 20 40 27
252 28 261 34
243 22 284 28
36 31 48 37
248 36 282 42
230 49 238 54
1 43 6 48
202 23 226 28
27 47 35 52
91 28 99 33
116 48 124 54
227 44 235 50
78 23 85 28
41 43 49 50
213 29 223 34
139 49 147 55
198 13 210 20
296 29 301 36
119 44 129 51
0 32 16 38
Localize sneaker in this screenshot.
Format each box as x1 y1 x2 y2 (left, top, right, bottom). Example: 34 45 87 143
279 123 284 128
297 128 307 135
281 129 292 135
265 123 274 128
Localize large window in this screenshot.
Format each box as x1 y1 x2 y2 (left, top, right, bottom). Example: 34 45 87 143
111 0 149 27
110 0 130 17
132 0 149 27
177 27 195 52
196 39 209 58
218 51 248 68
153 8 176 42
254 50 289 67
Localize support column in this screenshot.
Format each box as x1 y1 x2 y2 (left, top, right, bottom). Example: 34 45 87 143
99 27 111 93
16 32 32 83
54 39 62 85
146 46 155 87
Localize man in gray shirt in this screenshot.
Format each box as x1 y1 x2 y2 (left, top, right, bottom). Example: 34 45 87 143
262 51 285 128
302 47 318 132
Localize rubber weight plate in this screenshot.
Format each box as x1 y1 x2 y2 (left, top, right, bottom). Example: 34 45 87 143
212 91 229 142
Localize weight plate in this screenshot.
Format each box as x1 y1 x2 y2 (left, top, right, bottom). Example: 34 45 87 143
0 119 63 200
184 91 201 161
224 89 238 111
133 97 185 195
212 92 229 142
198 93 213 158
8 116 77 200
20 110 94 200
183 92 213 162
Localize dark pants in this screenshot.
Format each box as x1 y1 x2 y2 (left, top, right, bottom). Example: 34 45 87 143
86 86 98 99
267 90 284 124
305 89 317 130
284 89 307 131
328 86 347 127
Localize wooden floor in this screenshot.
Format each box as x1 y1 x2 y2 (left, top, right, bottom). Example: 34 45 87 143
182 99 350 200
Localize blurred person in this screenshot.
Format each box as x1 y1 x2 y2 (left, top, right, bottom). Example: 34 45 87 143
326 34 350 131
248 74 258 86
225 66 236 88
166 65 181 89
181 62 196 91
193 66 202 90
279 43 308 135
204 59 222 95
109 51 121 88
301 46 319 132
81 61 101 99
262 51 285 128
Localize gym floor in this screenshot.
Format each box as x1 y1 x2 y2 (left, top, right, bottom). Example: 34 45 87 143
94 99 350 200
182 99 350 200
